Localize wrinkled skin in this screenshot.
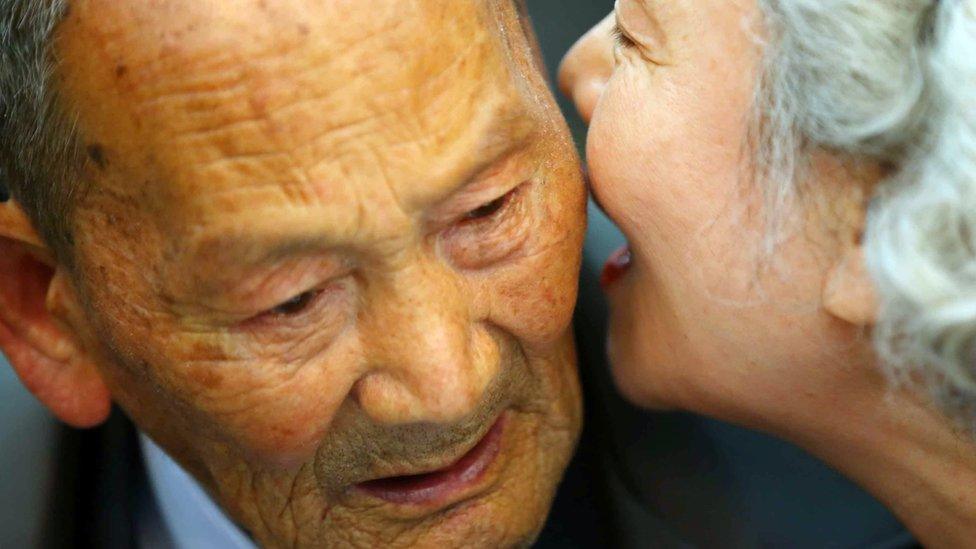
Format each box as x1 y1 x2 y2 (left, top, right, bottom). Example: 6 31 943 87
35 1 585 546
559 1 976 546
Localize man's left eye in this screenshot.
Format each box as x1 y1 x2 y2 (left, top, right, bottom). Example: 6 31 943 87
463 189 515 222
442 183 530 269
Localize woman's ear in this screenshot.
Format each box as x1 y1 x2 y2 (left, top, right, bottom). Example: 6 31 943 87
0 199 111 428
823 244 879 327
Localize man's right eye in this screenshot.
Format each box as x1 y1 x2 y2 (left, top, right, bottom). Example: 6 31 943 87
250 289 323 323
270 289 322 316
235 281 353 343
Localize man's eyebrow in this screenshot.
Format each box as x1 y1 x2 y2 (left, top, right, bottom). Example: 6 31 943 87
462 124 535 187
186 231 336 277
167 230 343 303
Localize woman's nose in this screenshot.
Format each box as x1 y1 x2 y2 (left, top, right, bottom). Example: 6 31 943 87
558 13 617 124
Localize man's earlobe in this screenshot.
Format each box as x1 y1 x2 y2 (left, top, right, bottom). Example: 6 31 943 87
823 244 879 327
0 200 111 428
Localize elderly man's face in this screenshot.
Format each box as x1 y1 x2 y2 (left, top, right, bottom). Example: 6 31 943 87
49 1 585 546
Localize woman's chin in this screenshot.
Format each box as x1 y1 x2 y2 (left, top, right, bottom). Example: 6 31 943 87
604 302 676 410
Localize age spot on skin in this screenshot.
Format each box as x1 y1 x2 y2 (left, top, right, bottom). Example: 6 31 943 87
87 143 108 170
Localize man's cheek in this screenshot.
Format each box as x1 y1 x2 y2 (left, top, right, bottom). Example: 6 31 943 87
487 254 579 348
491 207 583 345
156 353 358 468
216 383 341 468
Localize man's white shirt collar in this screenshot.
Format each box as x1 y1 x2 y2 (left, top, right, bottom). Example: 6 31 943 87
141 435 256 549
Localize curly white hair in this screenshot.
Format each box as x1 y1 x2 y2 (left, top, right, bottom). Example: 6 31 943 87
757 0 976 422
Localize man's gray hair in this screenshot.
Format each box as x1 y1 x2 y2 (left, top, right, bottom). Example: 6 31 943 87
756 0 976 424
1 0 80 258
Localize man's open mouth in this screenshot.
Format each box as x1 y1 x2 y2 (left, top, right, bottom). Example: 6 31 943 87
354 414 507 506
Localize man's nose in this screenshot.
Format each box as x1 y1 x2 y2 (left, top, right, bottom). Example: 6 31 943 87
558 13 617 124
354 259 496 425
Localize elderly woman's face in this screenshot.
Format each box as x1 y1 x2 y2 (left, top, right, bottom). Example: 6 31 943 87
53 1 585 546
560 0 880 429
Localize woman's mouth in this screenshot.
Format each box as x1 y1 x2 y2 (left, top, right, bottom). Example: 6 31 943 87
601 245 632 289
355 415 506 506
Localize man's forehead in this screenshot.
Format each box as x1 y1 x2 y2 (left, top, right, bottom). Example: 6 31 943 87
58 0 538 212
66 0 481 58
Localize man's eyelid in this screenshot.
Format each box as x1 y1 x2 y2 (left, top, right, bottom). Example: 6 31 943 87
219 257 351 315
460 182 525 222
427 159 531 225
464 180 520 212
246 287 326 325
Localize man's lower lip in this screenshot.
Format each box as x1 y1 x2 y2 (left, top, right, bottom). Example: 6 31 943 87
354 415 506 506
601 245 632 289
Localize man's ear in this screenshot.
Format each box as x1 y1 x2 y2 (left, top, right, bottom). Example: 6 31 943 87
823 243 879 327
0 199 111 428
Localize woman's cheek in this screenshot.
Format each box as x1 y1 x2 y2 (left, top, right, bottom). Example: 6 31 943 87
586 81 661 242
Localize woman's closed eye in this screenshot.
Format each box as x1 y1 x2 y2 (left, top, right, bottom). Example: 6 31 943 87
610 5 670 67
611 21 638 50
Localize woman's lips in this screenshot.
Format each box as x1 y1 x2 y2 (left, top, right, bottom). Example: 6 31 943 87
355 415 506 506
601 245 632 289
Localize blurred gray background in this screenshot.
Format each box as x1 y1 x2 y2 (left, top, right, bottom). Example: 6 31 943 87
0 345 59 545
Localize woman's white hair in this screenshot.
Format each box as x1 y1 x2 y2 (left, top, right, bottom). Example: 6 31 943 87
756 0 976 423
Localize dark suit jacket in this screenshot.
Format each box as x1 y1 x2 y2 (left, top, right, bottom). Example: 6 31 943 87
41 411 143 549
